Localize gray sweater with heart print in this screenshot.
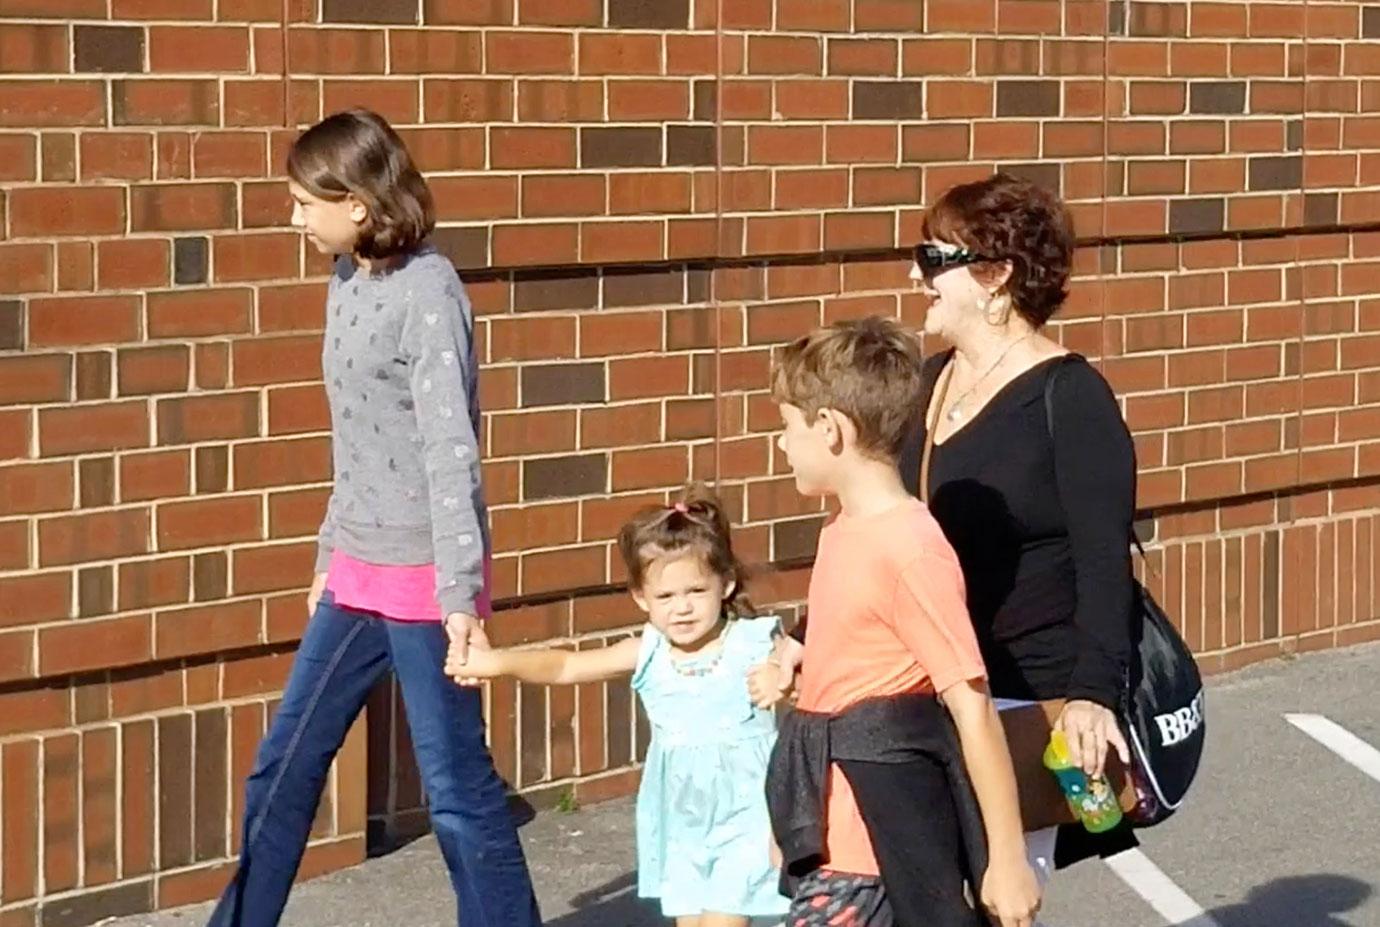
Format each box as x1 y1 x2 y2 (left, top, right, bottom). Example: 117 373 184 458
314 245 487 618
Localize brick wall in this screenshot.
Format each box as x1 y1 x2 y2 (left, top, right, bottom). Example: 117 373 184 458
3 0 1380 922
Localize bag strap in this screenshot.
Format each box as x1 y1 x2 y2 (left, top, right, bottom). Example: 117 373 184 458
1042 357 1150 564
919 355 957 504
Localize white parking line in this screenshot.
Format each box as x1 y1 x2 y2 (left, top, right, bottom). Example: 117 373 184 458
1286 713 1380 784
1104 849 1222 927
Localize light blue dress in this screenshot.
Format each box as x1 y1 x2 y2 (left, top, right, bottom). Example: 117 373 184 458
632 615 788 919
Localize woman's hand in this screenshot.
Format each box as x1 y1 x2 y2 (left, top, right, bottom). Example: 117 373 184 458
747 635 803 709
306 572 328 617
444 612 491 686
1055 699 1130 779
979 856 1042 927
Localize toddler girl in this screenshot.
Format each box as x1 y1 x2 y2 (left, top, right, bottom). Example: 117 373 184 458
447 487 790 927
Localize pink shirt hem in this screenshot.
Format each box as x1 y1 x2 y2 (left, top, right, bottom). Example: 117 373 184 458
325 551 491 623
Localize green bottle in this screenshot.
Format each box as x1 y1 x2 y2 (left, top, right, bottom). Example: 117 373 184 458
1043 730 1123 833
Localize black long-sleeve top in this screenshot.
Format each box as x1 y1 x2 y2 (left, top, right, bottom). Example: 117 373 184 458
896 351 1138 709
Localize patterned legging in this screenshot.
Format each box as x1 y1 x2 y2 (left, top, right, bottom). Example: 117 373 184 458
788 869 894 927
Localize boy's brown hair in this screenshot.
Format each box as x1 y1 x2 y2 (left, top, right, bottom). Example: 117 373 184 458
287 108 435 260
771 316 925 458
618 484 754 619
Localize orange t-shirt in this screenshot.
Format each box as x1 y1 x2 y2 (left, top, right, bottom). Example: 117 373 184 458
795 497 988 877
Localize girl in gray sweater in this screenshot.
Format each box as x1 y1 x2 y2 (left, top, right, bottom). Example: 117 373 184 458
208 109 542 927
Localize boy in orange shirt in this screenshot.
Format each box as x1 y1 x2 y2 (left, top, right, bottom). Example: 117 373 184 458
764 317 1040 927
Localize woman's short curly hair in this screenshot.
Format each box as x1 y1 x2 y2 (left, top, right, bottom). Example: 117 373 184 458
920 173 1076 327
287 109 434 260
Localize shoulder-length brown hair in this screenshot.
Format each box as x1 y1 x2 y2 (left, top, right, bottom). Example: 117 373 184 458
921 172 1075 328
287 109 434 260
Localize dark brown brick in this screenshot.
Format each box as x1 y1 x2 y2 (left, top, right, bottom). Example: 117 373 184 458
195 446 228 493
1248 155 1302 192
581 127 662 168
852 81 925 119
1189 81 1246 115
666 125 716 166
518 681 546 787
1004 162 1062 195
995 80 1059 117
774 516 826 561
158 713 193 868
75 351 111 401
1263 530 1279 638
0 301 22 351
74 26 145 73
513 270 600 312
521 363 605 407
323 0 418 22
1365 7 1380 38
1169 198 1224 235
194 709 228 861
1286 120 1303 152
431 226 488 269
608 0 688 28
79 457 115 507
173 237 208 285
1129 1 1187 36
692 80 716 121
1304 193 1339 227
604 267 685 308
1108 0 1128 34
42 880 152 927
193 551 228 601
78 565 114 617
523 454 607 500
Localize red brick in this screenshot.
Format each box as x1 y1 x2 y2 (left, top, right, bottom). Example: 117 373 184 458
39 616 153 675
148 26 249 73
286 28 385 74
9 187 124 237
130 182 236 232
37 401 148 457
27 295 141 349
147 289 253 338
38 508 150 567
156 600 261 659
157 496 262 550
0 572 72 627
579 33 661 75
115 80 220 126
96 238 171 291
0 80 105 128
213 232 300 283
157 393 260 444
231 335 322 387
0 243 54 295
486 30 574 74
0 461 73 516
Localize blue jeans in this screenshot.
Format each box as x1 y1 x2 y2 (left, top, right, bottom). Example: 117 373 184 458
208 595 542 927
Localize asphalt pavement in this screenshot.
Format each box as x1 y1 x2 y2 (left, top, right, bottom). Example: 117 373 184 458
101 640 1380 927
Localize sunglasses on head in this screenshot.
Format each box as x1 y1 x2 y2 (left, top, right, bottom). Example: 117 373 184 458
913 243 994 277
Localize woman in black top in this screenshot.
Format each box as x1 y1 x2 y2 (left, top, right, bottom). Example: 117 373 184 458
753 174 1139 896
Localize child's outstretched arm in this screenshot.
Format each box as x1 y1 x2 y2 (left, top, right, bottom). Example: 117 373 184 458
942 680 1041 927
447 636 641 687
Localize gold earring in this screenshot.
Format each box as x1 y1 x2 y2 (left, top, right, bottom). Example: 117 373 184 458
985 292 1011 326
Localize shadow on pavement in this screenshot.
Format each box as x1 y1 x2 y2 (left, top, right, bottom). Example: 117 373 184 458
1195 875 1369 927
547 872 658 927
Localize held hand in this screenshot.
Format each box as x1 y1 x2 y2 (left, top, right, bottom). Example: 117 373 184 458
979 857 1042 927
444 645 505 684
746 636 803 709
1055 699 1131 779
444 612 489 663
306 572 328 618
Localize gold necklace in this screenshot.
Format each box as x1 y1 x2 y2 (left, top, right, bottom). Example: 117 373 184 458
944 333 1035 423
